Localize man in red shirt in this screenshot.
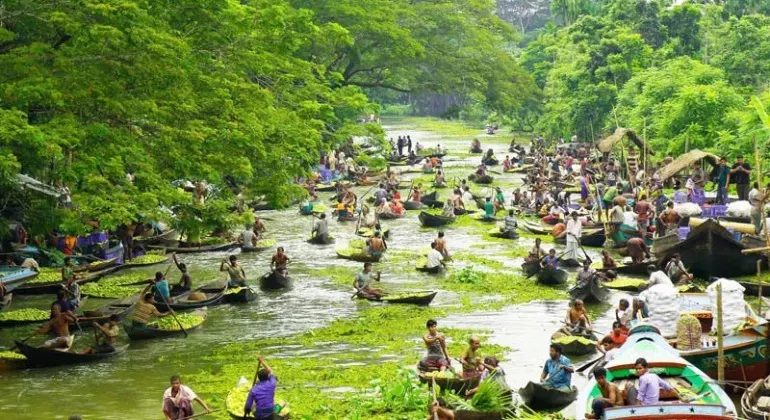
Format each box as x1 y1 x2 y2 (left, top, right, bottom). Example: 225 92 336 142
604 321 628 347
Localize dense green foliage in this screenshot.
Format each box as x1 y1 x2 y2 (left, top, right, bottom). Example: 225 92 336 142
519 0 770 156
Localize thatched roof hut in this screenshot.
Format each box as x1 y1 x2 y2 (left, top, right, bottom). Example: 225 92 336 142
596 128 652 154
657 149 720 182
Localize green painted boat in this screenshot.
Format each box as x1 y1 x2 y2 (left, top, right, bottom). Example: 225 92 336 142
575 324 736 420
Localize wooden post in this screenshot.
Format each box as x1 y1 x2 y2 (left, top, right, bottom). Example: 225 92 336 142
758 260 763 316
716 282 725 386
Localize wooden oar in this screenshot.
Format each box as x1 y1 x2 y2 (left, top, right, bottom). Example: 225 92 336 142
9 333 36 351
431 377 439 420
525 251 566 279
576 354 605 374
180 410 219 420
242 360 263 420
154 263 187 337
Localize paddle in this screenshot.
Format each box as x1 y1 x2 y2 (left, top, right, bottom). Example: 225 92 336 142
431 377 439 420
154 263 187 337
576 354 605 375
350 271 381 300
242 359 263 420
9 333 36 351
180 410 219 420
526 251 567 279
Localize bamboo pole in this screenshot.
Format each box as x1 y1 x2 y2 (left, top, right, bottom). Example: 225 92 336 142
716 282 725 386
758 260 763 317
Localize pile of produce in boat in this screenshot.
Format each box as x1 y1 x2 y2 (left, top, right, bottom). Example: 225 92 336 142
551 335 596 346
129 254 167 265
255 239 276 248
0 308 49 322
147 313 204 330
81 283 141 299
421 370 457 379
604 278 647 291
381 292 433 301
0 351 26 361
100 272 150 287
28 268 64 284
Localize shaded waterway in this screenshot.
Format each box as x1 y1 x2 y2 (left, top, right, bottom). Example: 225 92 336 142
0 118 626 419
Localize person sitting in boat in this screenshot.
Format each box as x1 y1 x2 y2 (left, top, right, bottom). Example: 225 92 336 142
627 357 680 405
389 198 404 215
626 237 650 264
334 198 350 219
51 289 75 319
411 184 423 202
526 238 547 263
502 155 512 171
475 163 487 177
422 158 434 173
312 213 329 242
441 198 455 218
299 198 313 215
253 217 266 241
501 210 518 234
354 263 382 298
244 355 286 420
63 272 82 309
132 294 172 328
464 356 508 397
360 206 376 229
459 336 483 378
600 250 617 270
426 242 445 271
171 254 192 296
576 260 596 285
163 375 212 420
37 303 75 349
434 168 446 186
470 138 481 152
565 299 592 334
238 226 258 248
600 322 628 353
270 247 290 276
481 197 495 220
541 343 573 391
664 253 693 286
342 187 357 209
595 337 620 366
541 248 559 269
646 265 672 288
151 271 171 303
221 255 247 288
615 298 633 328
461 186 474 208
366 231 387 257
421 319 451 372
387 172 399 190
81 314 120 354
586 367 623 419
493 187 506 212
543 203 565 224
435 232 450 259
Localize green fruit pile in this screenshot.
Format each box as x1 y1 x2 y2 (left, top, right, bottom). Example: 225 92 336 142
130 254 167 265
422 370 456 379
225 287 244 295
254 239 276 248
552 335 595 346
29 268 63 284
604 278 647 291
0 308 49 322
147 313 204 330
101 273 150 287
226 384 249 416
381 292 432 301
81 283 141 298
0 351 26 360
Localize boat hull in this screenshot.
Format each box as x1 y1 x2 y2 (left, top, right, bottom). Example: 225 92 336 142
519 381 576 410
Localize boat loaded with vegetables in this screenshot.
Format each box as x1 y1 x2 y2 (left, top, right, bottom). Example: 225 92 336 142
576 324 736 420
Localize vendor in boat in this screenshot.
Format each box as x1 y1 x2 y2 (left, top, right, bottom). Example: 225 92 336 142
657 201 680 237
600 250 617 270
37 303 75 349
470 138 481 152
312 213 329 242
626 237 650 264
459 336 483 378
461 186 474 207
435 232 449 259
493 187 506 212
63 271 82 309
389 198 405 215
374 183 389 204
426 242 445 271
526 238 547 263
132 294 172 328
221 255 247 288
475 163 487 177
360 206 376 228
441 198 455 218
342 186 357 209
464 356 507 397
162 375 212 420
483 197 495 220
615 299 633 328
62 256 75 283
172 254 192 296
299 198 313 214
576 259 596 285
238 226 258 248
411 184 423 202
270 247 290 276
596 337 620 364
664 253 693 285
501 209 517 234
354 262 383 298
541 343 573 390
152 271 171 302
244 355 286 420
600 322 628 352
628 358 680 405
541 249 559 269
253 217 266 241
335 198 351 219
421 319 451 371
647 265 673 288
586 367 623 419
502 155 512 171
434 168 446 186
451 188 464 210
52 289 75 318
422 158 433 172
366 231 387 257
81 314 120 354
565 299 592 334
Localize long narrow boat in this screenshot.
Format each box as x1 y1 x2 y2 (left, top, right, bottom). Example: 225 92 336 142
520 220 549 235
418 371 480 394
13 266 119 295
575 325 736 420
416 264 444 274
468 174 493 184
569 276 608 303
356 228 390 239
742 374 770 420
488 228 519 240
154 282 226 311
377 212 404 220
77 297 137 327
590 259 657 276
356 291 437 305
259 271 293 290
134 229 177 247
403 200 423 210
16 340 128 367
504 164 533 174
149 241 237 254
124 309 206 340
335 248 382 263
551 327 598 356
419 211 455 227
223 286 257 303
0 266 38 292
536 266 569 285
519 381 576 410
116 254 170 270
241 239 276 252
554 228 605 247
226 379 290 419
660 219 766 278
307 234 335 245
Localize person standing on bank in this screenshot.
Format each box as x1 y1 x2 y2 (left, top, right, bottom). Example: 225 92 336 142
730 155 751 201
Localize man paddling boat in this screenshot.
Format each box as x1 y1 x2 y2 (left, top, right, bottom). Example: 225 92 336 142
426 242 444 271
162 375 211 420
565 299 592 334
585 367 623 419
435 232 449 259
541 343 573 391
270 247 290 276
221 255 247 288
312 213 329 242
37 303 75 349
171 254 192 296
81 314 120 354
459 336 483 378
354 262 383 298
132 294 172 328
421 319 451 371
366 232 387 257
244 355 286 419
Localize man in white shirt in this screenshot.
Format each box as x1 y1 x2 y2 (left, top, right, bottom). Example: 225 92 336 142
563 212 582 261
646 265 673 288
462 186 474 209
238 228 257 247
426 242 444 270
615 298 633 328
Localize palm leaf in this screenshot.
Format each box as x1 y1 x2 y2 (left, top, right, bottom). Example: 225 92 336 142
751 96 770 130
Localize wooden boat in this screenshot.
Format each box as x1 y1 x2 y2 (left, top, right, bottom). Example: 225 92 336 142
661 218 766 278
83 257 120 273
419 211 455 227
521 260 540 277
0 266 38 292
16 340 128 367
536 265 569 285
482 157 499 166
419 371 480 394
356 228 390 239
677 293 770 383
124 309 206 340
299 203 327 215
603 278 647 292
13 266 118 295
558 258 581 268
420 191 442 209
575 325 736 420
521 220 549 235
468 174 493 184
154 282 226 311
569 276 608 303
118 254 170 270
742 374 770 420
223 286 257 303
149 241 237 254
0 350 27 370
488 228 519 240
377 211 404 220
134 228 177 247
416 264 444 274
519 381 576 410
259 271 293 290
307 234 335 245
608 224 646 248
554 228 605 247
551 327 598 356
403 200 423 210
77 297 136 327
241 239 276 252
226 379 289 419
356 291 437 305
469 147 483 154
505 164 533 174
335 248 381 263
